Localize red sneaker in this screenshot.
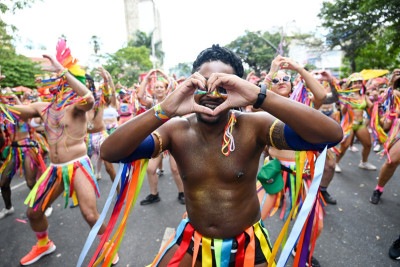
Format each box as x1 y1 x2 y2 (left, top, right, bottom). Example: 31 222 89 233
20 240 56 265
104 241 120 265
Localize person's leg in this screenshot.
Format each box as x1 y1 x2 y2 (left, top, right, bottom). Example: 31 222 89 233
335 131 353 172
348 133 358 152
0 158 15 218
95 156 103 180
21 178 63 265
355 127 376 170
157 154 164 176
320 150 337 204
169 155 185 204
104 160 119 193
23 154 38 190
140 155 162 205
370 141 400 204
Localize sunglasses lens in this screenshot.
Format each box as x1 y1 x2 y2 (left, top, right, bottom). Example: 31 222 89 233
272 78 280 84
283 76 290 82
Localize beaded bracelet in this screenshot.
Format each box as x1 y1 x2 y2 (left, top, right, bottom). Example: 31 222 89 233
154 104 170 123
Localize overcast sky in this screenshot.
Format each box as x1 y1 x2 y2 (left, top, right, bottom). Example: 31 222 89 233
7 0 325 70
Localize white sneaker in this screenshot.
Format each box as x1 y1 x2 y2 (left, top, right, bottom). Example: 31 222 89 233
335 164 342 173
0 206 15 219
359 162 377 170
373 144 381 152
45 206 53 217
349 146 359 152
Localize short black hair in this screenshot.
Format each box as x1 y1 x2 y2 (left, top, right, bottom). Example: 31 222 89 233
192 44 244 78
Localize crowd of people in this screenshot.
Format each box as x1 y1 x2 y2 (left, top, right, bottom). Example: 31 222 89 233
0 41 399 266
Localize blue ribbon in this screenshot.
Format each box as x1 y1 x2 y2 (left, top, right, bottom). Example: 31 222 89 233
276 147 327 267
76 163 125 267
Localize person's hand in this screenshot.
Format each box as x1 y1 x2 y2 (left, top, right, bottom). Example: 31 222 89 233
207 73 259 115
246 71 255 81
319 70 334 82
160 72 213 117
42 54 64 73
269 55 301 74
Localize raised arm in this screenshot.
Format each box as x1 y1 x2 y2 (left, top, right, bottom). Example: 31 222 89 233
99 66 118 108
42 54 94 112
268 56 327 109
210 73 343 146
137 69 156 108
101 73 214 162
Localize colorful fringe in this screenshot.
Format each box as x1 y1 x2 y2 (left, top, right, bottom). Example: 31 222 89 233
149 218 276 267
24 155 98 211
258 150 326 267
0 138 46 180
85 131 109 158
0 103 20 125
76 159 148 267
290 81 313 107
381 118 400 163
369 102 388 145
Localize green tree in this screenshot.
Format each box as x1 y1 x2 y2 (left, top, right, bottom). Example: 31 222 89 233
1 56 40 88
1 0 43 88
102 46 152 87
169 62 192 79
355 28 400 70
129 30 164 68
319 0 400 72
226 30 287 75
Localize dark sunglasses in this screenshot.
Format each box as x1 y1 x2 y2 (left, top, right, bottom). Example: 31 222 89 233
272 76 291 84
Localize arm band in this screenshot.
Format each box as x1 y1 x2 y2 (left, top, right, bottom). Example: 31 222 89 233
283 124 339 151
119 135 155 163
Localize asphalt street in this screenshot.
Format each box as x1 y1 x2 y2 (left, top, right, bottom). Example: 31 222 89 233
0 142 399 267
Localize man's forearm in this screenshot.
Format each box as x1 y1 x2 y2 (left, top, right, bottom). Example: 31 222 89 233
101 106 164 162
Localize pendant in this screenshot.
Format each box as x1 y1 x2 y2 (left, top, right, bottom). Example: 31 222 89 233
87 122 94 130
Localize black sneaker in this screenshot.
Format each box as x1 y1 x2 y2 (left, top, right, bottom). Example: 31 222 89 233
156 169 164 177
389 235 400 260
309 256 321 267
320 190 337 205
140 193 161 205
291 249 321 267
370 189 382 205
178 192 185 205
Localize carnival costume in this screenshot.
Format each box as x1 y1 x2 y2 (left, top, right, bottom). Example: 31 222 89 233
22 38 98 211
86 130 109 158
149 218 275 267
24 155 98 211
255 80 330 266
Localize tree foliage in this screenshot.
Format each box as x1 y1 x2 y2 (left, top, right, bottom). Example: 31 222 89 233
319 0 400 72
128 30 164 67
0 0 43 88
226 30 287 75
102 46 152 87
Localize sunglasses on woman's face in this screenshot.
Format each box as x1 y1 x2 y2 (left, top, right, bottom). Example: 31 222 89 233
272 76 291 84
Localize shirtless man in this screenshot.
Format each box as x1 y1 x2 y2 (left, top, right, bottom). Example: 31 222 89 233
3 55 117 266
101 45 342 266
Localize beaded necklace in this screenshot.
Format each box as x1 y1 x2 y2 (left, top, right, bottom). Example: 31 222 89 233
221 112 237 156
